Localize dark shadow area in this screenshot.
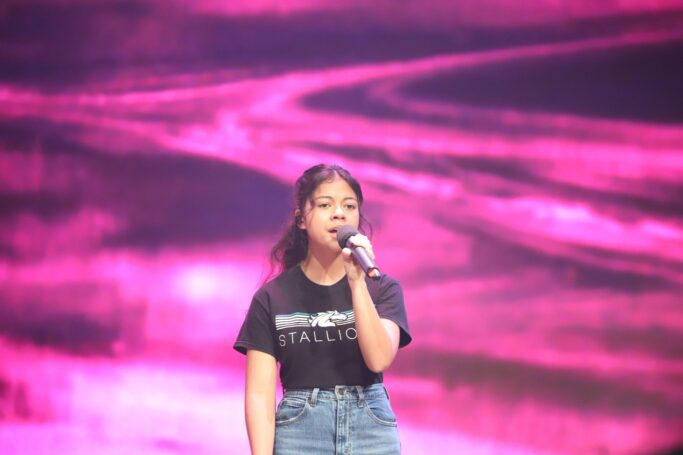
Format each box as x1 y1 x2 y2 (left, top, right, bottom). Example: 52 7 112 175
0 303 120 356
554 325 683 360
0 119 92 157
1 2 682 92
0 119 291 253
0 283 148 357
403 40 683 124
95 152 291 250
654 445 683 455
394 348 683 418
0 191 81 223
304 40 683 126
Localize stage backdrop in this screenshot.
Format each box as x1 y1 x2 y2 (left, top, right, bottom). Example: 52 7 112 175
1 1 682 454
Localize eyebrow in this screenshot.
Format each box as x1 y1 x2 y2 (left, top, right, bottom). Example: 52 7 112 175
313 196 358 202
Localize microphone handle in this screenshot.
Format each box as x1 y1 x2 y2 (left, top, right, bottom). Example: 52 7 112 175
349 244 381 280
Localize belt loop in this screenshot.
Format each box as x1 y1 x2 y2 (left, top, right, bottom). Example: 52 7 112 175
355 385 365 407
309 388 319 407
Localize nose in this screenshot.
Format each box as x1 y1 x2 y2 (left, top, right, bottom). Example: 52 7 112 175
332 205 345 220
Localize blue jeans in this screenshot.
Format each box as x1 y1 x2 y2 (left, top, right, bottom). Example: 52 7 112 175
274 383 401 454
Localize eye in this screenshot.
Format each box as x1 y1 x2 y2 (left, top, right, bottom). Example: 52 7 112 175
345 204 357 210
318 203 331 209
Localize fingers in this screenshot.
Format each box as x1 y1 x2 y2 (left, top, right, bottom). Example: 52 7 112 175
342 248 357 269
347 234 375 260
342 247 364 280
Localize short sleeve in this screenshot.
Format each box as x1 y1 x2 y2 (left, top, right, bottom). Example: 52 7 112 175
375 276 412 348
233 291 277 358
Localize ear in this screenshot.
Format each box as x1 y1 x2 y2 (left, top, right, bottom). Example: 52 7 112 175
294 209 306 230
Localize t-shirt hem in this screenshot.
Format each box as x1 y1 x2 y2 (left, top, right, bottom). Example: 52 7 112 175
233 340 276 358
283 376 383 391
378 315 412 348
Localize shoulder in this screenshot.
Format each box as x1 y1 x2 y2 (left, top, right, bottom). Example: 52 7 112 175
253 266 302 301
366 272 402 297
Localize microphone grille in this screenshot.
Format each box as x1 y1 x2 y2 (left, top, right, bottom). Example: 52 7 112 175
336 224 358 249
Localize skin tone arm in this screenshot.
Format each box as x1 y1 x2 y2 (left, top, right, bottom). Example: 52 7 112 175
342 235 401 373
245 349 277 455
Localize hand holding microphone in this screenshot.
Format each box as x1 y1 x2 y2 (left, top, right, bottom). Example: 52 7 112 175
336 225 381 280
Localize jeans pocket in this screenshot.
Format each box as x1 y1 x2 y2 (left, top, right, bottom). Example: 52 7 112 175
275 397 309 426
364 396 397 427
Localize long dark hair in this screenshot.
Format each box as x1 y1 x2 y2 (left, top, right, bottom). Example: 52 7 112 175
267 164 372 281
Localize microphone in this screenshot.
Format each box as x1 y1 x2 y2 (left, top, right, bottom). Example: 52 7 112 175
336 225 381 280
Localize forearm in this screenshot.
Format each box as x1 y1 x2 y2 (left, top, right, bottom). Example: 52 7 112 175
350 279 397 372
245 393 275 455
245 350 277 455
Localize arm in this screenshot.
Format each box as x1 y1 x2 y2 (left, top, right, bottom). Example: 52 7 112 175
342 234 401 373
245 349 277 455
350 279 401 373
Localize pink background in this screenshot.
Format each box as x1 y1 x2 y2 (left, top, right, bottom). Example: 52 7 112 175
1 1 682 453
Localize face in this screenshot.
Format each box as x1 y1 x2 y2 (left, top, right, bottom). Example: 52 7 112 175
298 176 360 253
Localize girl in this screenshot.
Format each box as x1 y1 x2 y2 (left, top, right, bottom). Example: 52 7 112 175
234 164 411 454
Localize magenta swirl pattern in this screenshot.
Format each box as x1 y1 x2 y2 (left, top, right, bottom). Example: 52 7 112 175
1 1 682 454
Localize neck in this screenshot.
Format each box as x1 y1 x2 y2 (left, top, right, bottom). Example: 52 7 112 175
300 249 346 285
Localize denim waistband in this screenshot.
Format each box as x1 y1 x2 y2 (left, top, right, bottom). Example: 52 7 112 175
283 382 388 404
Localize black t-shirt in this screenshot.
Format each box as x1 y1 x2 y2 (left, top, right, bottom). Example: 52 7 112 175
233 265 411 389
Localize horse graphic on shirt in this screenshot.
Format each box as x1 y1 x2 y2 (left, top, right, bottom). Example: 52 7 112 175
275 310 355 331
308 310 348 328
